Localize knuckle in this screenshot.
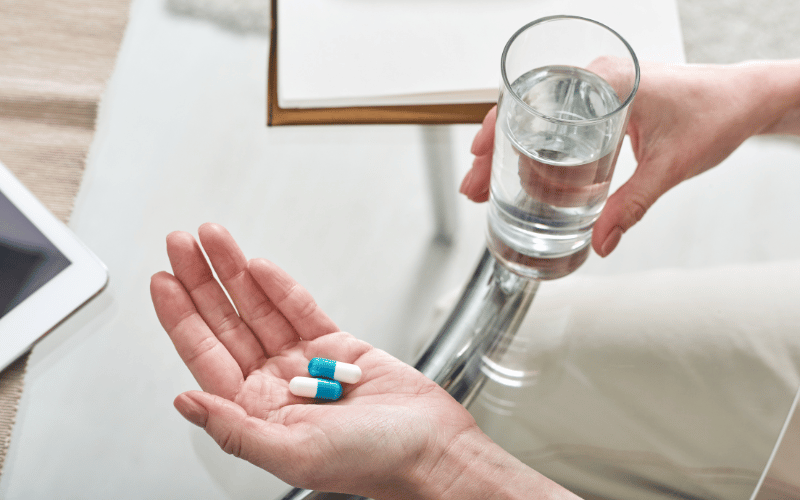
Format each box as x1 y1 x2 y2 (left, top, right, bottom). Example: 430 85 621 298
587 55 620 79
170 309 195 334
212 306 244 336
216 427 243 458
294 295 319 322
279 284 318 322
626 193 650 224
249 296 278 323
184 335 218 365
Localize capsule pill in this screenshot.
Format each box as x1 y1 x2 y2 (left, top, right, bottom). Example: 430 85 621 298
308 357 362 384
289 376 343 400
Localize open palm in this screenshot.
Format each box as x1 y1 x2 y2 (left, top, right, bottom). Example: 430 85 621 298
149 223 478 498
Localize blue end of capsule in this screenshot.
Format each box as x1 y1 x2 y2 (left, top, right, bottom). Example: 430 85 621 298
315 378 343 400
308 357 337 379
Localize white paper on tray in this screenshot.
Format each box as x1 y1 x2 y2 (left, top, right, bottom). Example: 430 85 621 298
277 0 685 108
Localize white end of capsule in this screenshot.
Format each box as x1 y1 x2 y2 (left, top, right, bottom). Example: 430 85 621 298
333 362 362 384
289 377 320 398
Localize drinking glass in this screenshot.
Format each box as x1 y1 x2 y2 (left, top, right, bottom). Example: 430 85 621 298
487 15 639 280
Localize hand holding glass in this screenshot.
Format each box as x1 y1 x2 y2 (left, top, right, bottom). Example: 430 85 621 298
487 16 639 280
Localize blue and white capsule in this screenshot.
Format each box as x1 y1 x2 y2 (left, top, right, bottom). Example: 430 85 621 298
308 357 362 384
289 376 343 400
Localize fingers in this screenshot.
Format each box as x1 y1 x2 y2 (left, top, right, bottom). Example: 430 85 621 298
586 56 638 104
248 258 339 342
460 106 496 202
470 105 496 156
197 223 299 357
174 391 291 469
461 153 492 202
591 169 665 257
150 271 244 399
166 230 267 375
303 331 373 368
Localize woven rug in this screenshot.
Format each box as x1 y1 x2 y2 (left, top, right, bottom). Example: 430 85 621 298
0 0 130 480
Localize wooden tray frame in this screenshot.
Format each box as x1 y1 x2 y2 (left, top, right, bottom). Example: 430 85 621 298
267 0 495 126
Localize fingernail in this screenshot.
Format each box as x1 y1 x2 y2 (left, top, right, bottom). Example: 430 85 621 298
176 394 209 428
470 129 486 155
459 169 475 195
600 227 623 257
475 182 490 202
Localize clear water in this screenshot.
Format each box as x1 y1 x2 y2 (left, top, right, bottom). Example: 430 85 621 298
488 65 623 279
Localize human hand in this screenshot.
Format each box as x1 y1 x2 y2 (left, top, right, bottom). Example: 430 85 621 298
461 61 797 257
149 223 471 497
151 223 576 499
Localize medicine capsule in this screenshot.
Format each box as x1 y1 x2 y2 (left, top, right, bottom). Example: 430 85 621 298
289 376 343 400
308 357 362 384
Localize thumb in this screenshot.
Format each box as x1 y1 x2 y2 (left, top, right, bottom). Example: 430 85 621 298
174 391 285 465
591 166 667 257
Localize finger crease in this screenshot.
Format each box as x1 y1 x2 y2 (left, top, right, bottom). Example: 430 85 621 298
221 267 248 285
185 274 218 295
183 335 220 365
212 308 245 338
248 296 278 323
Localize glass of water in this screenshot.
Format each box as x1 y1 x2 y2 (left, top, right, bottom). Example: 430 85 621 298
487 15 639 280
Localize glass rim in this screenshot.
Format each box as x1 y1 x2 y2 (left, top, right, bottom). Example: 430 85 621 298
501 15 640 125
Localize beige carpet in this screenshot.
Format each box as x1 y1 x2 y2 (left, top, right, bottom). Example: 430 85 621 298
0 0 130 480
678 0 800 63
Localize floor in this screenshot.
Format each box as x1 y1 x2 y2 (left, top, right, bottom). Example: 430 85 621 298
678 0 800 64
1 0 799 499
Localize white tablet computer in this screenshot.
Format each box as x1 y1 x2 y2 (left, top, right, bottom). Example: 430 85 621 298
0 160 108 372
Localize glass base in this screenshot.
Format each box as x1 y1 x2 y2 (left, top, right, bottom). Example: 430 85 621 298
487 224 590 280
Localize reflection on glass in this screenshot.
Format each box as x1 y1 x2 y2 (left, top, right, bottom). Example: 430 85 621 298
467 265 800 499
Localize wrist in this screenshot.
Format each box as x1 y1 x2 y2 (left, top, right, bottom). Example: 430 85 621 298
402 426 579 500
737 60 800 136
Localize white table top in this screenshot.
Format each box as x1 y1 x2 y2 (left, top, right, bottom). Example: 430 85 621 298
2 0 799 498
